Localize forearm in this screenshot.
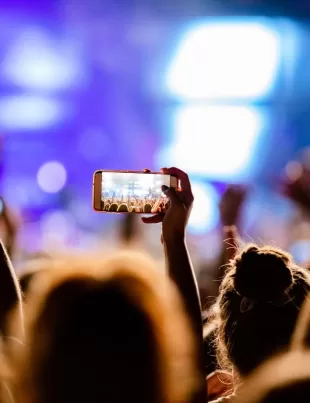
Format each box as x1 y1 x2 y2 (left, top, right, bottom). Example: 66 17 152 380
223 225 238 264
164 235 208 402
216 225 239 283
164 236 202 335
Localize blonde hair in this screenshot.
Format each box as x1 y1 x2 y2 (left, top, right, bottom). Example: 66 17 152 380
234 350 310 403
291 295 310 350
8 251 198 403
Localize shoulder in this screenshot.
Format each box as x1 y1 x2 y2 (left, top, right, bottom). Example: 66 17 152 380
211 395 234 403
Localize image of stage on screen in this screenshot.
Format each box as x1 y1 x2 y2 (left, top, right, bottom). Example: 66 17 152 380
101 172 171 213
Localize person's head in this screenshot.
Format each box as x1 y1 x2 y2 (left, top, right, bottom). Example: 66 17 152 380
110 203 118 211
144 203 152 213
215 244 310 377
10 252 198 403
234 351 310 403
117 203 128 212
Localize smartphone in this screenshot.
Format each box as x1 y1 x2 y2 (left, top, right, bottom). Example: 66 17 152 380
93 170 178 213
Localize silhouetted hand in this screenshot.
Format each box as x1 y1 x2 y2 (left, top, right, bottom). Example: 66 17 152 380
142 167 194 242
219 186 247 227
283 161 310 213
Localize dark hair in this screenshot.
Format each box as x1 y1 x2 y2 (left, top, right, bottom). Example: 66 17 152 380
215 244 310 376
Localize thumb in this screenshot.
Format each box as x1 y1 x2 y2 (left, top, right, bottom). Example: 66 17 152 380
162 185 179 205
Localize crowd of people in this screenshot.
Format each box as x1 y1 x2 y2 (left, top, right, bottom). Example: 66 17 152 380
102 196 169 213
0 164 309 403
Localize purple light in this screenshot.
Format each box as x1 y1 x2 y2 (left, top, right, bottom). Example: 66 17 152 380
37 161 67 194
0 95 65 130
3 27 83 90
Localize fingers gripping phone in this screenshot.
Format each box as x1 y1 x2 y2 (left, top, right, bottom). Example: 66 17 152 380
93 170 178 214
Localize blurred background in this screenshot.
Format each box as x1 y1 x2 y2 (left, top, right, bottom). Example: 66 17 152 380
0 0 310 272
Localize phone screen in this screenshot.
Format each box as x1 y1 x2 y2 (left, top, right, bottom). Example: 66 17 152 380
96 171 173 213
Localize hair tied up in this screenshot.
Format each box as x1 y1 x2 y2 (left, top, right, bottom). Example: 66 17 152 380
234 244 294 302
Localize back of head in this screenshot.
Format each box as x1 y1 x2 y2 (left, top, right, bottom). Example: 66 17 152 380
10 252 197 403
234 351 310 403
117 204 128 212
144 204 152 213
216 244 310 376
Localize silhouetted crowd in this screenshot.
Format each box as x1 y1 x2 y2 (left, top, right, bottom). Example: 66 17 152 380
102 196 169 213
0 164 310 403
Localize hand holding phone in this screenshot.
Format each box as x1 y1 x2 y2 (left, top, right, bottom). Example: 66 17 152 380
93 170 178 214
142 167 194 241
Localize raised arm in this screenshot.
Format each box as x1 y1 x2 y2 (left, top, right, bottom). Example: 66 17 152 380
0 242 23 338
217 186 246 277
0 199 18 258
283 160 310 215
143 167 207 403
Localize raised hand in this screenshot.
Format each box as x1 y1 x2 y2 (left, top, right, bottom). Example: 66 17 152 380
283 160 310 213
142 167 194 242
219 186 247 227
142 167 207 403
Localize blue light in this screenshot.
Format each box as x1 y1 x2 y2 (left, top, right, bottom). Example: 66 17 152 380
158 105 264 181
166 19 281 100
3 28 83 90
188 182 219 235
290 240 310 265
0 95 65 130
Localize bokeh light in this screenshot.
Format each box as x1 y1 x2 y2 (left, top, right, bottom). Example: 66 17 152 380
159 105 264 181
188 182 219 235
40 209 75 245
3 27 83 90
167 19 280 100
0 95 65 130
290 240 310 265
39 209 80 251
37 161 67 194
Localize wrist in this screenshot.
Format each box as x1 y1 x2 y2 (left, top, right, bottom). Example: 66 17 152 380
162 231 186 246
223 225 237 233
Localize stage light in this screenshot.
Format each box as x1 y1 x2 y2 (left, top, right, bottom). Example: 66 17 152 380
0 95 65 130
188 182 219 235
3 27 83 90
167 19 280 100
37 161 67 194
158 105 264 181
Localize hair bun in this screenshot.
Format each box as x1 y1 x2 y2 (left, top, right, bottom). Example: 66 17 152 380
233 245 294 302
